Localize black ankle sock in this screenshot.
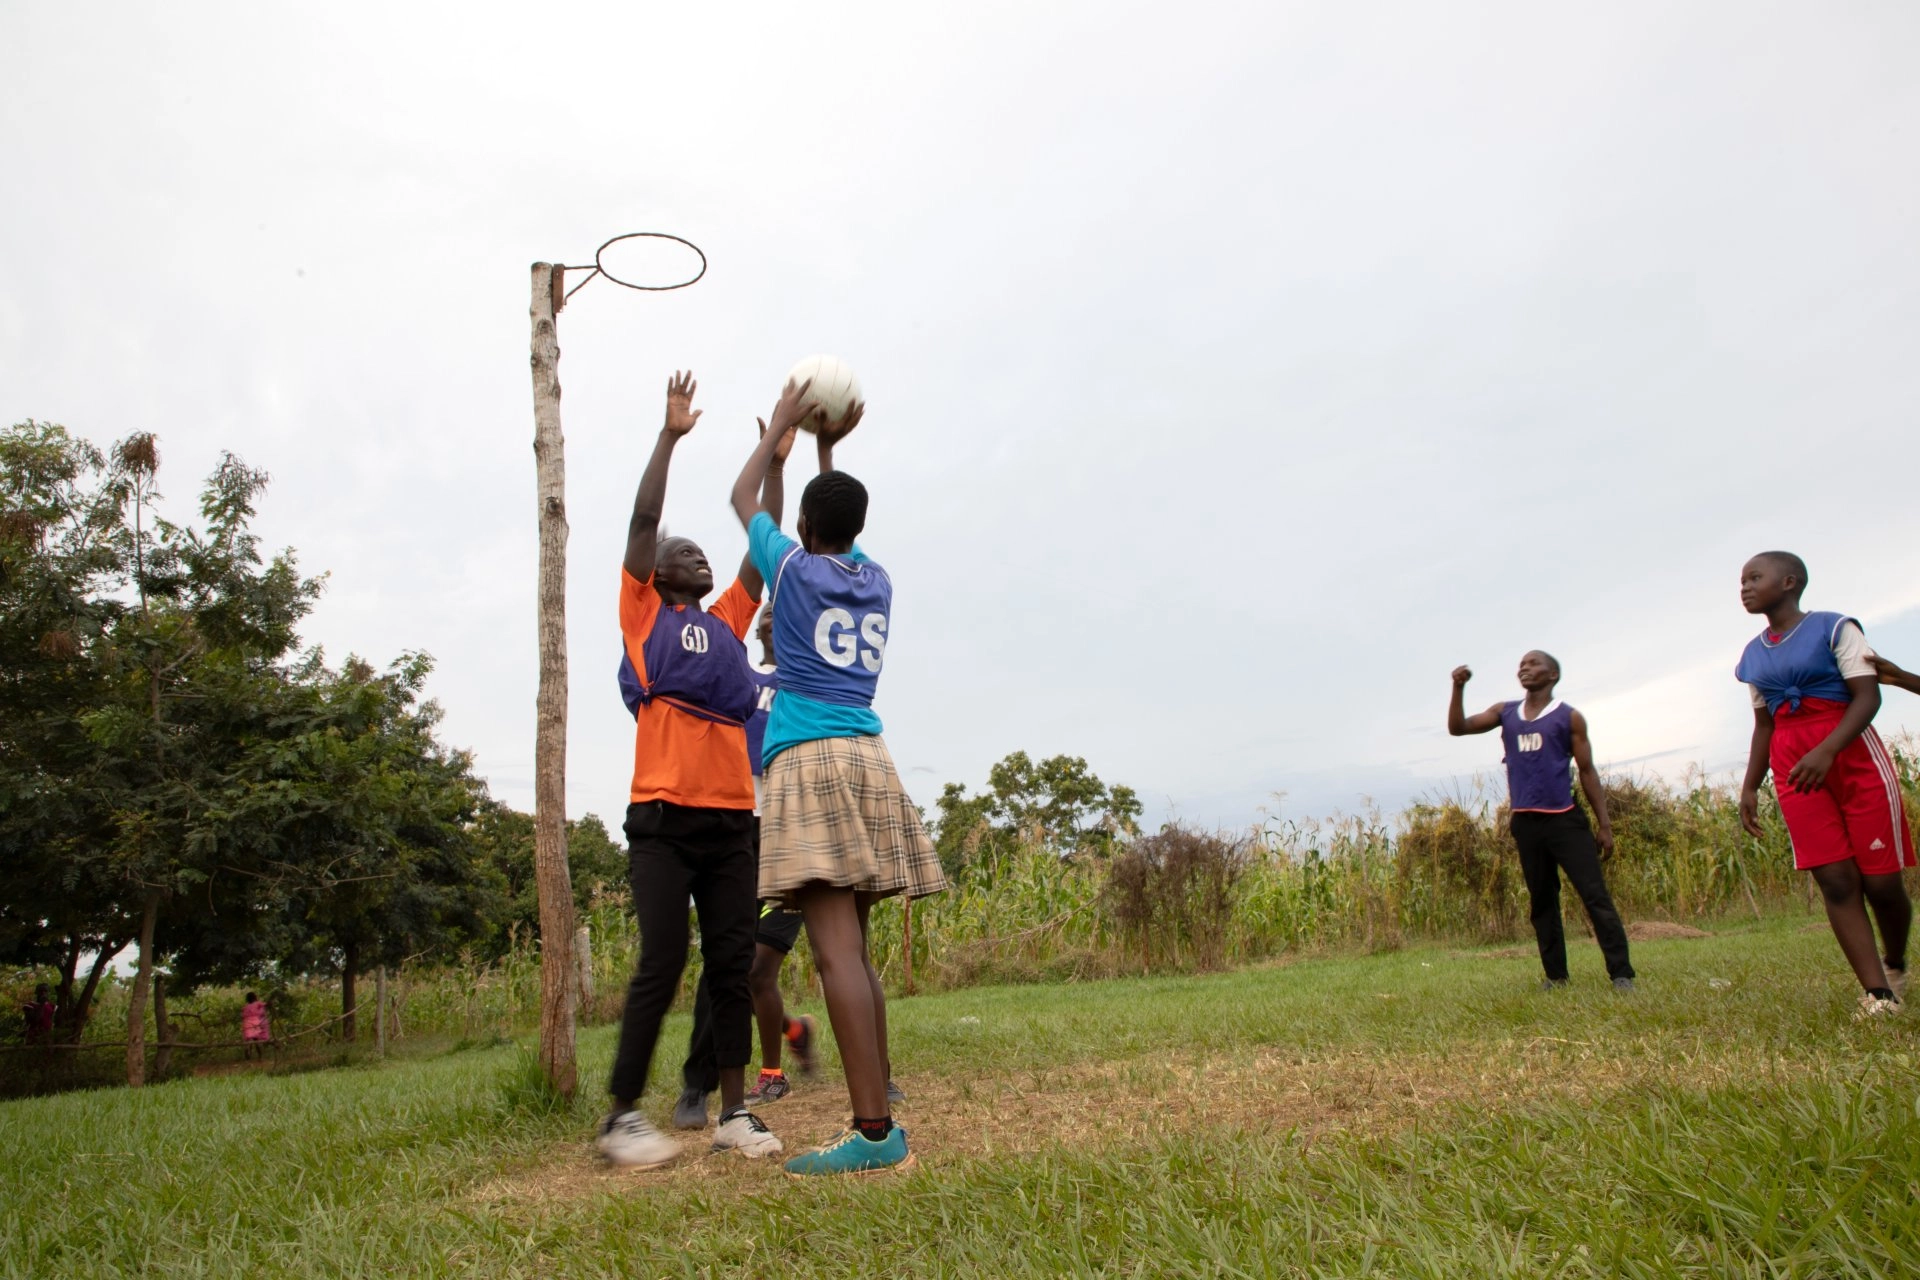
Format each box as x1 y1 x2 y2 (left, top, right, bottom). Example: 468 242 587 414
1886 956 1906 973
853 1115 892 1141
1866 987 1896 1001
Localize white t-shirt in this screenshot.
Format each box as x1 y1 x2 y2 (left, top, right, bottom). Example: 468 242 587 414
1748 620 1875 708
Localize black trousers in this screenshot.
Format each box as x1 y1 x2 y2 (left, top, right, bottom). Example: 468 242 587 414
607 801 758 1104
1510 809 1635 982
683 820 766 1093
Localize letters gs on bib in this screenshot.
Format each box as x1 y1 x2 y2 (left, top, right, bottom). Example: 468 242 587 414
814 608 887 672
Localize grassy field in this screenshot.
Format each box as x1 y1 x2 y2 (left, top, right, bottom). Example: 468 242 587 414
3 913 1917 1278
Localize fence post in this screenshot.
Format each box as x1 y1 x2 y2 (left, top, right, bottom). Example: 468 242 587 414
902 898 915 995
375 967 388 1055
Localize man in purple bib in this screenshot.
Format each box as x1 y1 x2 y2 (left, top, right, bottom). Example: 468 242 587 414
1448 651 1635 991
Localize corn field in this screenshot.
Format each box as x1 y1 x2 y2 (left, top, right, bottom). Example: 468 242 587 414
12 751 1917 1079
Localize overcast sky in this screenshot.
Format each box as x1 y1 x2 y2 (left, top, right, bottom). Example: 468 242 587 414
6 2 1919 834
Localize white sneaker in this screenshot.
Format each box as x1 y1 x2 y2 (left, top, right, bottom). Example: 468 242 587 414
712 1107 783 1159
1855 993 1903 1021
1887 967 1907 1001
597 1111 681 1168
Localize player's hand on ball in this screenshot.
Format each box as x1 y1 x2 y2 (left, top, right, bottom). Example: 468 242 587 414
1738 788 1764 839
663 371 702 437
816 400 865 448
1451 665 1472 686
767 377 815 438
757 416 799 465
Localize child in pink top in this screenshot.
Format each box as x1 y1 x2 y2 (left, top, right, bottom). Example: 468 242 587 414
241 992 271 1058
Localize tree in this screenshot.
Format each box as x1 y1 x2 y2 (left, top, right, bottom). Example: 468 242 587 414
471 805 624 957
934 750 1142 874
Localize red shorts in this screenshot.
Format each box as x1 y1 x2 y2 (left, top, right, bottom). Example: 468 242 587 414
1770 702 1914 874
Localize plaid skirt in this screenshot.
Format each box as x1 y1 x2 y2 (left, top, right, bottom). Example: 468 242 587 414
759 735 948 904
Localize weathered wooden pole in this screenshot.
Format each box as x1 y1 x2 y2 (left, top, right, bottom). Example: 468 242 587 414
529 262 580 1097
375 966 388 1055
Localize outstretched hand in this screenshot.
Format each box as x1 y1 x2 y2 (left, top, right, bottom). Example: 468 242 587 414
757 415 799 464
816 399 865 448
1871 654 1910 686
663 371 702 436
766 378 815 439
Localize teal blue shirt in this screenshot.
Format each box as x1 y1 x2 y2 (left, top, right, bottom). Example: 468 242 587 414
748 511 886 765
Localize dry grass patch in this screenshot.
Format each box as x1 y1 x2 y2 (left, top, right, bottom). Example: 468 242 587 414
466 1035 1826 1209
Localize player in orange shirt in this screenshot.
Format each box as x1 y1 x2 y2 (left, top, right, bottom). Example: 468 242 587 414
596 372 806 1169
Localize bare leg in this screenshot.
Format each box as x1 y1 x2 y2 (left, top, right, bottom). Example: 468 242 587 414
1861 871 1913 972
797 883 889 1120
749 943 788 1070
856 893 891 1083
1809 861 1892 991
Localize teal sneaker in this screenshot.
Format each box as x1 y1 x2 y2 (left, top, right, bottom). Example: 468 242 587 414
782 1126 915 1177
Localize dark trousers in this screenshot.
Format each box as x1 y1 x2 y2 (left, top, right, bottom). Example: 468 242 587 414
607 801 758 1104
1511 809 1635 982
683 820 768 1092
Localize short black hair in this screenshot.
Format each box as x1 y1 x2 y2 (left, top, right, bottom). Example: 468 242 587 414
1756 550 1809 590
245 992 258 1002
800 471 868 546
1535 651 1561 679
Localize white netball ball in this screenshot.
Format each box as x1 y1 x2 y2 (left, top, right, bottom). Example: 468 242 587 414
783 355 863 433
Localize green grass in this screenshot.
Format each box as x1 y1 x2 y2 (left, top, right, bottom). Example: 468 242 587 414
4 914 1918 1278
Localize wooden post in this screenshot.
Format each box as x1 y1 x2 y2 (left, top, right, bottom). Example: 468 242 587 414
529 262 580 1097
375 966 388 1055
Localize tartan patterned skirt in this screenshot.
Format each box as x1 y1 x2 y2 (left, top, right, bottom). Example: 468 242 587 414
758 735 948 904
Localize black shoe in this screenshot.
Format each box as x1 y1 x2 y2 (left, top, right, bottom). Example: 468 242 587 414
672 1087 710 1130
1612 976 1636 992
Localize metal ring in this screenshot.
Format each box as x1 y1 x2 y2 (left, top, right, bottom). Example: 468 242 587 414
592 232 708 292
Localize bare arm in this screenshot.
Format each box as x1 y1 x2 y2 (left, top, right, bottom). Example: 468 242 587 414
813 400 863 474
623 371 702 581
1569 709 1613 855
731 379 813 530
1784 675 1881 793
1738 704 1774 839
735 414 800 595
1871 655 1920 697
1447 667 1504 735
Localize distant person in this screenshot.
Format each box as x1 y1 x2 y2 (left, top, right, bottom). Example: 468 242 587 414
730 378 947 1177
674 605 821 1125
1448 653 1636 991
596 371 783 1170
21 984 55 1044
1736 552 1912 1017
241 992 271 1058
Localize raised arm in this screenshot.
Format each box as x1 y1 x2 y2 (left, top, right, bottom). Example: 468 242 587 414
735 412 801 594
731 379 812 530
1738 703 1775 838
1569 709 1613 855
623 371 702 581
1447 666 1504 735
813 399 865 474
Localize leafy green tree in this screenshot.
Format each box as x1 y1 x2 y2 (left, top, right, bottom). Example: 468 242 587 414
471 804 624 957
934 750 1142 874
